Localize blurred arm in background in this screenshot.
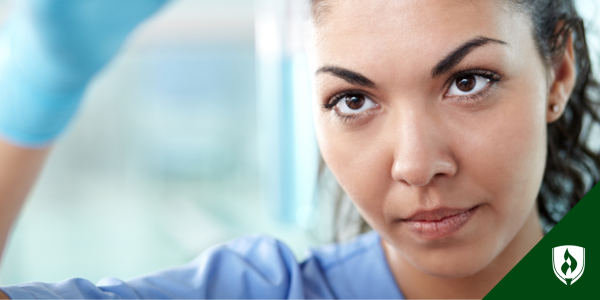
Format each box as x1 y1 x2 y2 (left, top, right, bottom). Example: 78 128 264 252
0 141 48 300
0 141 48 269
0 0 169 284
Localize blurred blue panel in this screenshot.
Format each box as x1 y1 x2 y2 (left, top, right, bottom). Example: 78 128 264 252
132 45 256 180
255 0 318 226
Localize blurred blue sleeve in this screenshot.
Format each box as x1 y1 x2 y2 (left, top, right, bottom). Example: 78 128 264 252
0 235 307 299
0 0 168 147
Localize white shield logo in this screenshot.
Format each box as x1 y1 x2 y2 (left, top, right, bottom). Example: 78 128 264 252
552 245 585 285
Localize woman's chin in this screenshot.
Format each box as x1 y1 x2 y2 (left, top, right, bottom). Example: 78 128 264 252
404 243 499 279
416 261 486 279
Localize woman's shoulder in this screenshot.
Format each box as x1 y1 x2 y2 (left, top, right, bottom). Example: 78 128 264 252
299 231 402 299
0 234 305 299
207 230 396 299
213 231 400 298
302 230 381 269
0 231 402 299
210 230 383 276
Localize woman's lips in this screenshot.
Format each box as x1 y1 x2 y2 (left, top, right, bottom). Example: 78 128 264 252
401 206 479 240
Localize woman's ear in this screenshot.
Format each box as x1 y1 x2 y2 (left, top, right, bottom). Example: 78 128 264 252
547 32 576 123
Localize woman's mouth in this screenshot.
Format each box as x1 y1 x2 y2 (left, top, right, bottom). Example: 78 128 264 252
401 206 479 240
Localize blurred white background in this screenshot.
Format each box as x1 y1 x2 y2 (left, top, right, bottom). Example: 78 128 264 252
0 0 598 286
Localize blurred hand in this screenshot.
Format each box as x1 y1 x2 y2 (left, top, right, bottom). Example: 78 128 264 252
0 0 170 146
10 0 170 90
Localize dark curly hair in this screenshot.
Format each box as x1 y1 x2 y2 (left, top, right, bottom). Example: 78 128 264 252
314 0 600 241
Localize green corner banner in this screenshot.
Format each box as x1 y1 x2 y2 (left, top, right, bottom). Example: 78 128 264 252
485 183 599 299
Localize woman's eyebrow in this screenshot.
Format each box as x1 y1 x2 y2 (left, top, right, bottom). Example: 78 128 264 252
315 65 376 88
316 36 506 86
431 36 508 77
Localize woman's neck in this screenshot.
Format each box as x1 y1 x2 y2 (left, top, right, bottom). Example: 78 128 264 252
382 208 544 299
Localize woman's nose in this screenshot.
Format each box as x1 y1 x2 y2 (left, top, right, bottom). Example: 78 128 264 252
390 114 457 187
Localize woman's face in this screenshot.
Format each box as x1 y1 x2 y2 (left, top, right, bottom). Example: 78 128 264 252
311 0 550 278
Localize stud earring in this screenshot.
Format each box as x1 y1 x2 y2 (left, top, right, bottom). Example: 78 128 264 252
552 104 560 113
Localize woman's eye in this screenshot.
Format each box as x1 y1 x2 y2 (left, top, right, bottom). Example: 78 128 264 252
447 75 490 96
335 93 376 114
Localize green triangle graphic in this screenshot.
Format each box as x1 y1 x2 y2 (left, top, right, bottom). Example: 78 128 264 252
484 182 599 299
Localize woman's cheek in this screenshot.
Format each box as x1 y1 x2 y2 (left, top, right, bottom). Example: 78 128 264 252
453 85 547 226
316 117 392 217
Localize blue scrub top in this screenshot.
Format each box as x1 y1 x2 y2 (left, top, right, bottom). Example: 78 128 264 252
0 231 404 299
